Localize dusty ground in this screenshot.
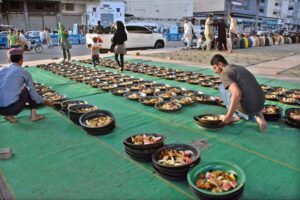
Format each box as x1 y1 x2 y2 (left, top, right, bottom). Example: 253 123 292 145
145 44 300 67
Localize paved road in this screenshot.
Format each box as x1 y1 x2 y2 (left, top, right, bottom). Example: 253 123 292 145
0 41 184 65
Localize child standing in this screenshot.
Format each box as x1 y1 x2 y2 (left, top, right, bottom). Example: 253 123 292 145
89 37 101 67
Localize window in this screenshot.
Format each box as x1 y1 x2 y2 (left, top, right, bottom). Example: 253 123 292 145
35 3 44 10
275 3 280 6
9 1 21 10
260 0 265 3
65 3 74 11
93 7 97 12
288 6 294 10
259 9 264 13
126 26 152 34
45 3 56 9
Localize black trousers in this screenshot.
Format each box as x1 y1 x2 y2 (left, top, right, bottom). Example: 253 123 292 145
218 37 227 51
0 87 38 116
92 54 100 67
115 54 124 71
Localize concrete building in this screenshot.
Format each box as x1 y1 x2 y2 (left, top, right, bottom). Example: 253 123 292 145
0 0 99 31
125 0 193 21
193 0 300 32
259 0 300 31
285 0 300 31
87 1 125 27
193 0 258 32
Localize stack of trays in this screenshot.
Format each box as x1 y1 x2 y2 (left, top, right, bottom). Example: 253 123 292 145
284 108 300 128
79 110 116 135
68 104 97 125
152 144 200 181
61 100 87 115
123 134 165 162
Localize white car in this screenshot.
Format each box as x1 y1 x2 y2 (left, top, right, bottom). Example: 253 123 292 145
25 31 41 38
86 25 167 51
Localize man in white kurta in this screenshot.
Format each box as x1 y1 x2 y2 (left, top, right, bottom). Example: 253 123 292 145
182 18 193 49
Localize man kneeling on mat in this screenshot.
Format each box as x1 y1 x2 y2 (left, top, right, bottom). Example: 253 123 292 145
0 48 53 123
210 54 267 132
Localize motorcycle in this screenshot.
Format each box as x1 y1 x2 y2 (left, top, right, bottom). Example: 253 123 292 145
23 39 43 54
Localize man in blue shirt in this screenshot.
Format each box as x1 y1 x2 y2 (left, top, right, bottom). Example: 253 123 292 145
0 48 53 123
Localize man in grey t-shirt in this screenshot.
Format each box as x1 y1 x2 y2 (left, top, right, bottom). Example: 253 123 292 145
210 54 267 132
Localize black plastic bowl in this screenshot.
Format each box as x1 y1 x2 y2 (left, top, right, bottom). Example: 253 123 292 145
123 133 165 150
285 108 300 126
194 114 223 126
61 100 87 114
79 109 116 136
68 104 98 125
139 96 164 106
166 87 184 95
154 91 177 100
193 115 225 129
194 94 219 105
123 92 146 101
124 149 152 162
152 144 200 170
171 96 194 105
155 101 182 112
110 87 130 96
262 105 282 121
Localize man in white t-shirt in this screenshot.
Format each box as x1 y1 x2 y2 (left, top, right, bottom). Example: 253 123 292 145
228 13 237 53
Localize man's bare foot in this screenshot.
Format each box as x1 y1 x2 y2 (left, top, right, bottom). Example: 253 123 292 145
256 112 268 132
30 114 44 122
4 116 18 123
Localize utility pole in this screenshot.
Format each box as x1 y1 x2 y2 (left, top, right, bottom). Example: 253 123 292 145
255 0 259 31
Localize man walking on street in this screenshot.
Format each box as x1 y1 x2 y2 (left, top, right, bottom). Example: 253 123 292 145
182 18 193 49
228 13 237 53
216 18 228 51
203 15 214 51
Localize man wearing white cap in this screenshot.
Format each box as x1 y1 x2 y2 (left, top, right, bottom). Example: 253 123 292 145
0 48 53 123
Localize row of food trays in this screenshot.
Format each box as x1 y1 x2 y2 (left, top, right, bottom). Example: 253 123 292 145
36 62 224 112
34 82 116 135
80 59 300 106
79 59 223 89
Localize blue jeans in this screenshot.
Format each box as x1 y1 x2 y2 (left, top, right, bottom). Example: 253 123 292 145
218 84 258 122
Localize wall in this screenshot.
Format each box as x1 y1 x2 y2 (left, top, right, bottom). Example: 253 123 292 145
125 0 193 19
193 0 225 13
61 3 85 14
265 0 282 18
280 0 290 18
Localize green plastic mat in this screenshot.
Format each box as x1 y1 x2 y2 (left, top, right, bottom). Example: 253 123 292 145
26 67 76 87
0 63 299 200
